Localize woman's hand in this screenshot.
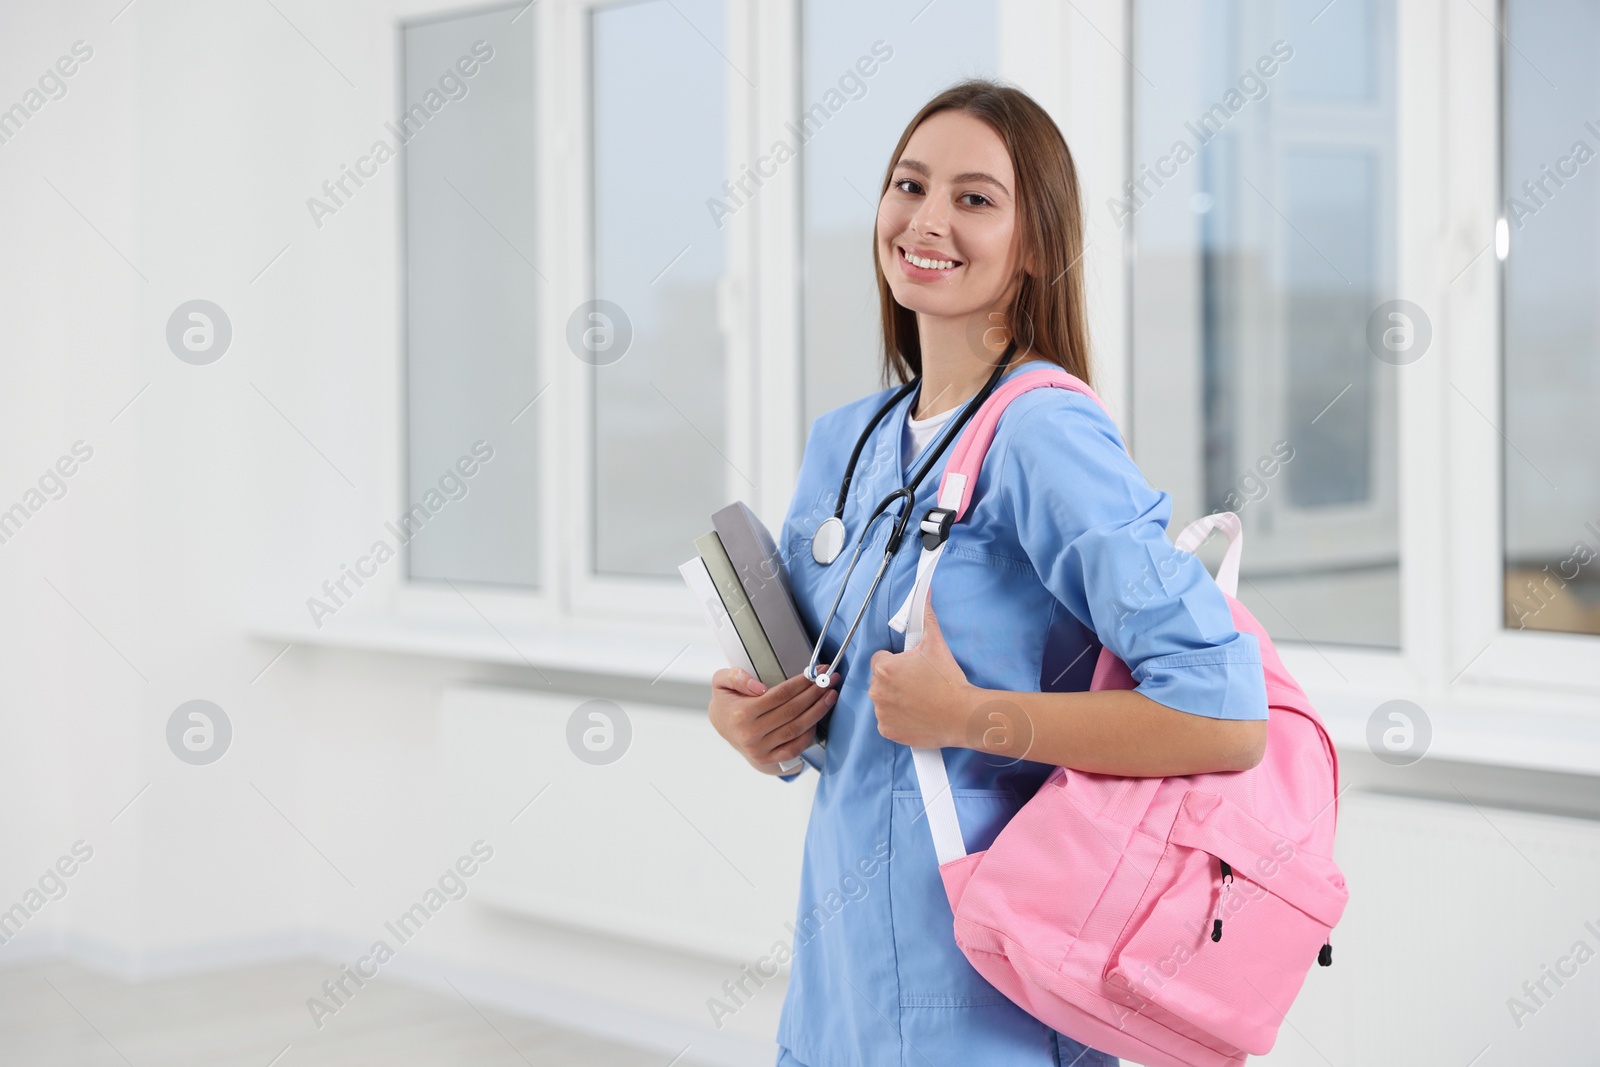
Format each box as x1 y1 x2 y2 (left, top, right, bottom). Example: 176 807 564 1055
708 665 837 774
869 599 978 749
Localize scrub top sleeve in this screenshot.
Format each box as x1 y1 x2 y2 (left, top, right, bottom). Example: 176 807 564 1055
999 395 1269 722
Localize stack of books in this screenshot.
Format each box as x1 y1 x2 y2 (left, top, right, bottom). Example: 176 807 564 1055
680 501 829 775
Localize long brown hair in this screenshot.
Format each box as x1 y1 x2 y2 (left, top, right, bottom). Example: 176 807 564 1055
874 79 1092 389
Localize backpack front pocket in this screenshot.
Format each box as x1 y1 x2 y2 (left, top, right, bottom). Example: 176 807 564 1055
1101 790 1348 1056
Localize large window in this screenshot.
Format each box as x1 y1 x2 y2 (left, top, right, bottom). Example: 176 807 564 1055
1502 0 1600 637
385 0 1600 729
1130 0 1400 648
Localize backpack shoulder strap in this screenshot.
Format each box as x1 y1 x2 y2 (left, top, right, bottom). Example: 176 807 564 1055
896 366 1111 866
922 367 1109 545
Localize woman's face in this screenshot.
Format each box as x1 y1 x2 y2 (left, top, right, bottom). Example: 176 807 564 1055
876 109 1028 333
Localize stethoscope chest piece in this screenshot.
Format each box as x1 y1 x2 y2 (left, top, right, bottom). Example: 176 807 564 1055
812 515 846 565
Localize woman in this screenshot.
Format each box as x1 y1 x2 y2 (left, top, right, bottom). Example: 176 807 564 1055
707 79 1269 1067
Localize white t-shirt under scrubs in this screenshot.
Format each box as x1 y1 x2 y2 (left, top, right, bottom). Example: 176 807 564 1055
902 404 956 473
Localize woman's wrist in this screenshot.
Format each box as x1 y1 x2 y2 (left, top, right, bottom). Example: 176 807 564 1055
950 685 1039 759
940 682 992 750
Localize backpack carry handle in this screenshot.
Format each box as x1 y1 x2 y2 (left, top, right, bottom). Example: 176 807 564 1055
1172 511 1243 598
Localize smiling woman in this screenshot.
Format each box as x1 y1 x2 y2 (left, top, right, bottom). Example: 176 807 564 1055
873 95 1093 417
701 76 1273 1067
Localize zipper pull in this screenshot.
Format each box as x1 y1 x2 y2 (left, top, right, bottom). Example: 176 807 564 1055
1318 940 1333 966
1211 859 1233 942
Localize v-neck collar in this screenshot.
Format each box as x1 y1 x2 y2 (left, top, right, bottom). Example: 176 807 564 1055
891 357 1056 480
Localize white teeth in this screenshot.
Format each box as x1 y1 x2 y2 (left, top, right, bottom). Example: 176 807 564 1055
902 247 957 270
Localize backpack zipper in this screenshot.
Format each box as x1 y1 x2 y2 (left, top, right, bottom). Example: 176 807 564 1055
1210 858 1233 942
1206 854 1336 966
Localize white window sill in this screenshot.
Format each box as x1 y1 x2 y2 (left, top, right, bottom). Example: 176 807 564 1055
1310 689 1600 780
247 613 1600 778
248 610 727 688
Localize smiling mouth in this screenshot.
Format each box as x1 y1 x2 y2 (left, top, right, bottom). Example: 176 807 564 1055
899 245 962 271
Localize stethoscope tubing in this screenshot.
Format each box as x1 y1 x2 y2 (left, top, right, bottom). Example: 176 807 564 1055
829 378 920 527
803 341 1018 687
805 506 900 688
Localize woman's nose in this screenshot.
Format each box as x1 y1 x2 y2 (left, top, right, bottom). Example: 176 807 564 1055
908 190 951 235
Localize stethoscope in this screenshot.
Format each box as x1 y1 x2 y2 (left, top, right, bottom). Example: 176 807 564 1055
803 340 1018 688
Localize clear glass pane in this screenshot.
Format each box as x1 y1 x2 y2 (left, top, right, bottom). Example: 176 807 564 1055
1503 0 1600 636
403 5 540 587
800 0 998 430
1131 0 1400 648
1283 148 1375 508
591 0 728 578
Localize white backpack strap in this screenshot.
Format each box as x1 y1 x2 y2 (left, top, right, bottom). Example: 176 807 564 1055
898 370 1118 870
1173 511 1243 597
893 376 1093 869
912 746 967 863
889 479 970 863
886 539 948 642
887 474 965 642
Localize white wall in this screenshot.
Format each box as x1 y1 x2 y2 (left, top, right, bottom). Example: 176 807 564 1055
0 3 788 1058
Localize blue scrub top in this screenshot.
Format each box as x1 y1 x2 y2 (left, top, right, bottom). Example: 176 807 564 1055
771 358 1268 1067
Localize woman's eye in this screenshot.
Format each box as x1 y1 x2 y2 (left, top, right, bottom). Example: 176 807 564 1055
888 180 990 206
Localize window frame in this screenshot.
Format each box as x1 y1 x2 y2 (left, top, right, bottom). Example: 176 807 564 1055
365 0 1600 767
1452 0 1600 692
1122 0 1600 735
391 0 562 631
574 0 769 617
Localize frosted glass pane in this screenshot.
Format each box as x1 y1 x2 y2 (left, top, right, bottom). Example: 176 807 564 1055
404 5 540 587
591 0 727 578
1284 148 1375 507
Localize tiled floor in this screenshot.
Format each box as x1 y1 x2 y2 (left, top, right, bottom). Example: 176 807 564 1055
0 959 719 1066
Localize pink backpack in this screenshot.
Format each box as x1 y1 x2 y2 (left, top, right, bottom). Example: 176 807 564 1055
886 367 1348 1066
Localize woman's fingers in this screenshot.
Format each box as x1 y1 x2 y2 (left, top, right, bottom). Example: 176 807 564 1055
717 665 833 712
758 729 815 767
712 667 766 697
752 668 834 727
710 664 839 765
751 684 836 760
